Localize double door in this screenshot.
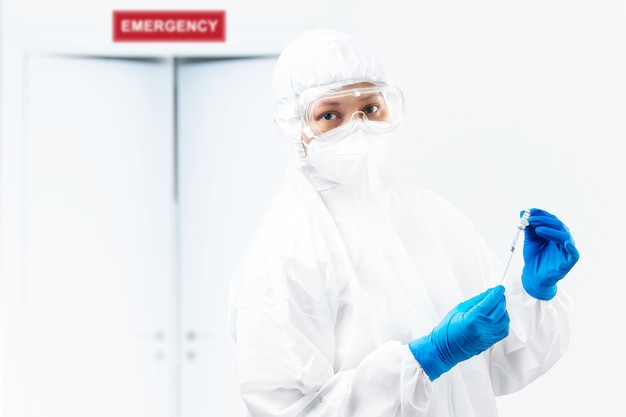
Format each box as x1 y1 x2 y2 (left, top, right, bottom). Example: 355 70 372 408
12 54 284 417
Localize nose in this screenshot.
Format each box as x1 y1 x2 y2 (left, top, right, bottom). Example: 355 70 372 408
350 111 366 121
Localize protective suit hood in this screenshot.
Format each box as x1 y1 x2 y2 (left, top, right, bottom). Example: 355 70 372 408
272 29 387 166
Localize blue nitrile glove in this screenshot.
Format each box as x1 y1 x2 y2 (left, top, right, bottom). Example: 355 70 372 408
521 208 580 300
408 285 510 381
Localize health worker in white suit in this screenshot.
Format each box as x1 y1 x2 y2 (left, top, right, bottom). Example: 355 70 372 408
228 28 580 417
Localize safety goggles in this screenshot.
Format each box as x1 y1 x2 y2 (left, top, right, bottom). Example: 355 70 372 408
299 84 404 142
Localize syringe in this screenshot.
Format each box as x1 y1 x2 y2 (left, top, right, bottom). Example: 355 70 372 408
499 209 531 285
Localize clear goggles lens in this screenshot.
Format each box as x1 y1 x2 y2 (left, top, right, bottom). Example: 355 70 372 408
300 85 404 141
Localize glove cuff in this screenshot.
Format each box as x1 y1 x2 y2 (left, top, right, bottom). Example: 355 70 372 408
521 273 558 300
408 335 452 381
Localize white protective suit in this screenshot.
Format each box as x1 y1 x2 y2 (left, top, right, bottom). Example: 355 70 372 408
228 29 570 417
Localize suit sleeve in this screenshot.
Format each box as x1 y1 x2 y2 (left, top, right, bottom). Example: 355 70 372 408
229 242 434 417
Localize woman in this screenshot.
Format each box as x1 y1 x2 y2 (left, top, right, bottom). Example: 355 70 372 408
228 28 579 417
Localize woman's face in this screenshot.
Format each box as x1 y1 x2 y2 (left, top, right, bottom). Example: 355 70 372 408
301 82 391 145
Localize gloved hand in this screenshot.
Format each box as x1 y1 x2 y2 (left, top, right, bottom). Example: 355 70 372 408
521 208 580 300
408 285 509 381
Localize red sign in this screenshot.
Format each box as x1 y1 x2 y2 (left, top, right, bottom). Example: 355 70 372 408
113 11 226 42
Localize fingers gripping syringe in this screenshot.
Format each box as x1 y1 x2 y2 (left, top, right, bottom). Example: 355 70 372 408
499 209 531 285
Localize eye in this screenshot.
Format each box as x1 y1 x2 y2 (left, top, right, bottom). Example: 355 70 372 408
363 104 380 114
319 112 338 121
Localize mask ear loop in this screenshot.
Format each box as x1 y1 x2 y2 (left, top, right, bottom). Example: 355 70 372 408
300 123 314 155
302 125 315 140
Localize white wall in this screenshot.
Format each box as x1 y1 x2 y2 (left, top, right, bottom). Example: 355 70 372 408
3 1 625 416
350 2 626 416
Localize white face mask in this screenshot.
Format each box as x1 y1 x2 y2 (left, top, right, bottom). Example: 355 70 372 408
303 127 391 189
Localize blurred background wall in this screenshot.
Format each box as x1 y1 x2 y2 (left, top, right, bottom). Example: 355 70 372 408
2 1 625 416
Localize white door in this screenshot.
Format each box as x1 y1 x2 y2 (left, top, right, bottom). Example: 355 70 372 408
19 55 175 417
9 54 284 417
177 57 285 417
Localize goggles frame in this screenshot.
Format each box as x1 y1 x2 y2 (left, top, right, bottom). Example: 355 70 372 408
299 84 404 142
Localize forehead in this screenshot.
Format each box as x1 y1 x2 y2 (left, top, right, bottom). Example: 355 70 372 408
323 82 378 98
312 82 382 107
332 81 377 91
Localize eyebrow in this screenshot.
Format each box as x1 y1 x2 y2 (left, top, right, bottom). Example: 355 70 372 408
317 100 342 107
317 93 384 107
